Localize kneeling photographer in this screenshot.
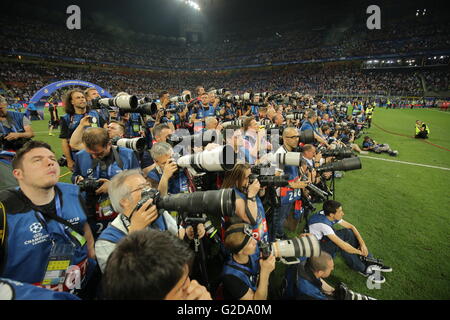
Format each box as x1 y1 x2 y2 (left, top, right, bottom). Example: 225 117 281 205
222 223 276 300
283 251 376 300
95 169 199 272
221 163 269 243
72 128 140 238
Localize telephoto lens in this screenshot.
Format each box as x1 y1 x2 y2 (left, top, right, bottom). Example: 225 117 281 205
112 137 146 152
170 94 191 103
177 145 236 172
334 283 376 300
316 157 362 172
137 187 236 218
259 235 321 263
98 95 138 110
222 119 244 129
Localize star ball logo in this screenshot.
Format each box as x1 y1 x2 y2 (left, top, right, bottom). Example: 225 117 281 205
29 222 43 234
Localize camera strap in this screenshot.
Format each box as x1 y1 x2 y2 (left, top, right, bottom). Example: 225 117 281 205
244 199 257 226
0 201 6 274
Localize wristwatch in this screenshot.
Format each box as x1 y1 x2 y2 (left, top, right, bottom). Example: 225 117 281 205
247 196 256 202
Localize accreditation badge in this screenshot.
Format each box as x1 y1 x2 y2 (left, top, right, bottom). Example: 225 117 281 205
42 243 75 286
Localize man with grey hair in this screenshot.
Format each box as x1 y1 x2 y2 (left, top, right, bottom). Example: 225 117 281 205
95 169 203 272
0 95 34 151
284 251 336 300
147 142 189 196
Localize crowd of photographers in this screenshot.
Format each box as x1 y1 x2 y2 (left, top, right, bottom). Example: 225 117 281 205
0 86 397 301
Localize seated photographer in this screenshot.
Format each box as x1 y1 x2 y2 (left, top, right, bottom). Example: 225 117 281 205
272 127 309 240
147 142 190 196
72 127 140 238
415 120 429 139
308 200 391 283
283 251 335 300
222 223 276 300
95 169 203 272
335 128 367 154
102 229 211 300
0 141 96 295
362 136 398 156
0 150 18 191
0 95 34 151
221 163 269 242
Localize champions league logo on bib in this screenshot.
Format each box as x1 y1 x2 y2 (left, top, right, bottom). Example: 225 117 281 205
29 222 43 234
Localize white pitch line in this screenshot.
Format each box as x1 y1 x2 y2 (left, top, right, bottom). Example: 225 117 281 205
359 155 450 171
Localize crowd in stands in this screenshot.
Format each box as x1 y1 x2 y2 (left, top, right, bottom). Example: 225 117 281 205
0 60 436 103
1 16 449 70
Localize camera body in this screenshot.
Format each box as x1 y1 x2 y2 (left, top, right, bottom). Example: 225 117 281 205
57 155 68 167
77 178 102 193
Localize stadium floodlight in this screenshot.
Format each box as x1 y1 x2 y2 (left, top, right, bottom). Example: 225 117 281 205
182 0 201 10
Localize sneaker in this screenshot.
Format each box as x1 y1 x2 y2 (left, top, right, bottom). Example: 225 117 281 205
359 271 386 284
367 264 393 273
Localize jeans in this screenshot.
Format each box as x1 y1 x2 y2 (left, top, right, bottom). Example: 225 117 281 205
321 229 370 273
271 202 293 241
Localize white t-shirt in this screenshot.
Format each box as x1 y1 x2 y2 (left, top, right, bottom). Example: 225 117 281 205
309 212 342 241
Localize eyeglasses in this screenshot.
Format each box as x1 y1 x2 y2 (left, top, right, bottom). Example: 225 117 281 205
129 183 151 195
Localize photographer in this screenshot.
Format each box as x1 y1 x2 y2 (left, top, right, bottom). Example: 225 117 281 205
121 112 145 138
300 110 329 147
95 169 198 272
72 127 140 238
308 200 391 283
59 89 104 171
415 120 430 139
102 229 211 300
84 87 109 125
147 142 190 196
222 223 276 300
221 163 269 242
272 127 309 240
0 141 96 295
0 95 34 151
362 136 398 156
242 116 272 163
189 92 216 133
283 251 335 300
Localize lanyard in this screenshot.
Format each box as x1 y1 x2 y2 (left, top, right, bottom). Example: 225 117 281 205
34 195 70 244
33 194 85 247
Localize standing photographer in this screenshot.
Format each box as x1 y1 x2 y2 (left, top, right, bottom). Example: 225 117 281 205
222 223 276 300
59 89 104 171
272 127 309 240
0 95 34 151
72 127 139 238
